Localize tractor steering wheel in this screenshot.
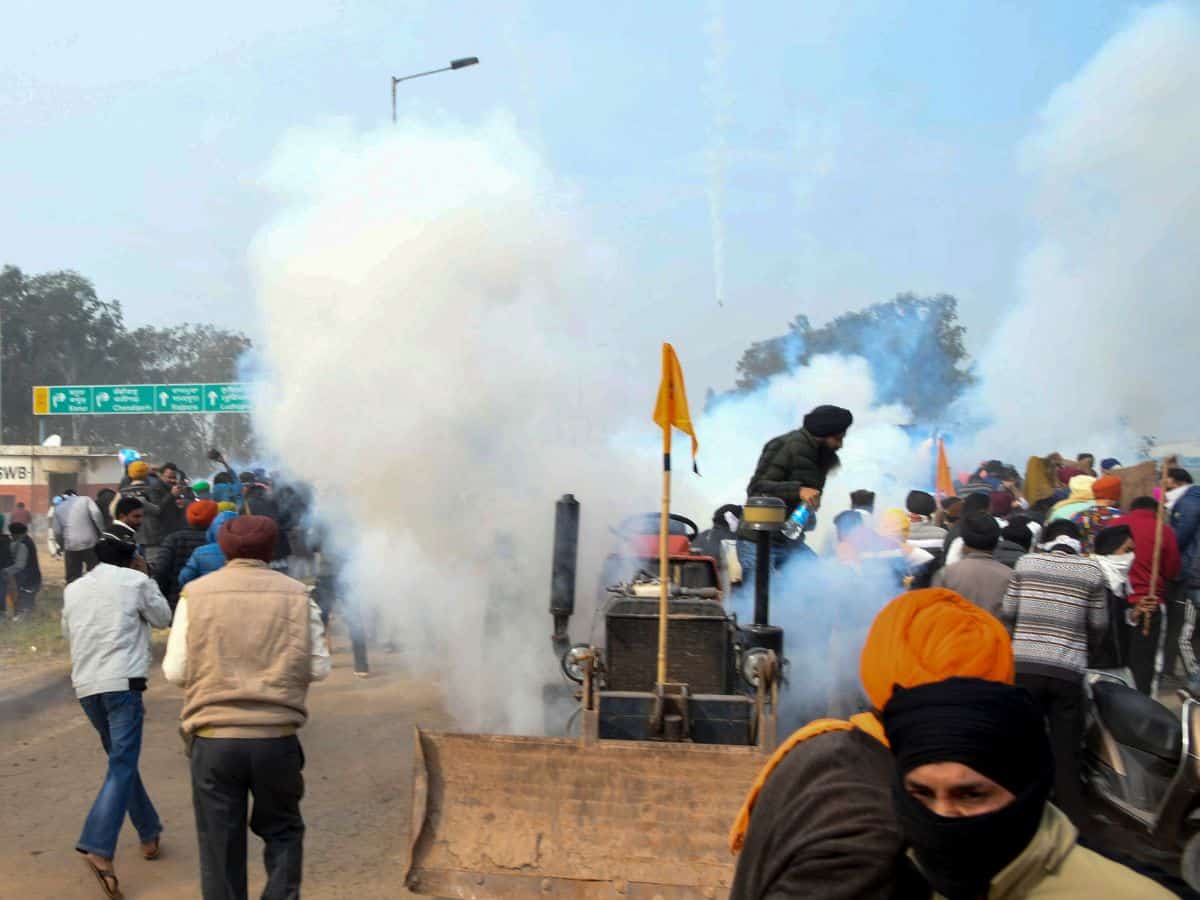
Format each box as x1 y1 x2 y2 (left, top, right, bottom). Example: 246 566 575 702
616 513 700 540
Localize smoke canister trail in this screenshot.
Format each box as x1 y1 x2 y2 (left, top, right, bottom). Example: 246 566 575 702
704 0 730 308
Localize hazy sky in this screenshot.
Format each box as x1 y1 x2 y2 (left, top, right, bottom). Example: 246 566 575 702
2 1 1144 390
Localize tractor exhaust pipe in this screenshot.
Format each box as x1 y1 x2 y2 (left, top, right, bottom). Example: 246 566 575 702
550 494 580 656
741 497 785 657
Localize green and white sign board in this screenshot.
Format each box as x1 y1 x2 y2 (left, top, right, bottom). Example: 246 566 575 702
34 383 254 415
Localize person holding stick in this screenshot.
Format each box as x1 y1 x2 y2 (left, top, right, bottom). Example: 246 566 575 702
1111 493 1181 694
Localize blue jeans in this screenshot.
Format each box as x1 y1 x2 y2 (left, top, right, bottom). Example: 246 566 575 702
77 691 162 859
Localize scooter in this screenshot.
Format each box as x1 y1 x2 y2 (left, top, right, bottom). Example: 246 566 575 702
1083 668 1200 891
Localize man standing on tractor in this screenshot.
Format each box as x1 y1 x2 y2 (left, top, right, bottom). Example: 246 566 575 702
735 404 853 578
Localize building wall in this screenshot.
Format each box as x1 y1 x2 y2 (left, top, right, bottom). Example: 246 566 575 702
0 446 123 516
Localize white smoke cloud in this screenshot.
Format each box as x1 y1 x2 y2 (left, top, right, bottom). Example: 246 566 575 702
249 113 662 733
972 1 1200 460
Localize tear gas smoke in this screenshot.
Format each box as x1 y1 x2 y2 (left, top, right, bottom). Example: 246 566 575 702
250 114 662 733
245 3 1199 735
704 0 730 308
971 2 1200 460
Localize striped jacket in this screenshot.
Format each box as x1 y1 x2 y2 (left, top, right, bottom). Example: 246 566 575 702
1001 550 1108 680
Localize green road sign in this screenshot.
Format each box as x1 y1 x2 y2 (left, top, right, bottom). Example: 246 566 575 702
156 384 204 413
93 385 156 414
34 383 254 415
203 383 251 412
49 387 92 414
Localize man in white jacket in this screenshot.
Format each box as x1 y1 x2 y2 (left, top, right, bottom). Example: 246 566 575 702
62 535 173 899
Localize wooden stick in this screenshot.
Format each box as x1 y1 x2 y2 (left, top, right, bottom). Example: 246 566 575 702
1143 458 1170 637
656 363 672 687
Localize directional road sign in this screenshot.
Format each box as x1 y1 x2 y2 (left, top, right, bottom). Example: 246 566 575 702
33 383 254 415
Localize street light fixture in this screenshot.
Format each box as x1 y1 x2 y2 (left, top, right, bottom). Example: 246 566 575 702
391 57 480 123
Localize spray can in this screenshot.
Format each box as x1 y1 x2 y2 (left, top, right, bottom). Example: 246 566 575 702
780 504 812 541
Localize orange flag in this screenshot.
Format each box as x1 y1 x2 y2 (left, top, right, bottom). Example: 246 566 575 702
936 437 956 499
652 343 699 473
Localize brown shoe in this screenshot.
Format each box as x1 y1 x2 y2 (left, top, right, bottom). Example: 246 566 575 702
142 835 161 860
81 854 123 899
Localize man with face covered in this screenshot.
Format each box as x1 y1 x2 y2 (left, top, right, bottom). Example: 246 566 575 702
882 677 1170 898
728 589 1013 899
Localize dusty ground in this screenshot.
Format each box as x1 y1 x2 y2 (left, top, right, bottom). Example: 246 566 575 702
0 548 452 899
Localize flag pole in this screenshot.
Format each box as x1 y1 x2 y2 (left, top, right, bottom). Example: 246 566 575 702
657 347 672 686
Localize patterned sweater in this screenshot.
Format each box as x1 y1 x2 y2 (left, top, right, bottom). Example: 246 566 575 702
1001 550 1108 680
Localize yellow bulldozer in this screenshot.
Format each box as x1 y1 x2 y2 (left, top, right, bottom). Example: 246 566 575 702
404 496 791 898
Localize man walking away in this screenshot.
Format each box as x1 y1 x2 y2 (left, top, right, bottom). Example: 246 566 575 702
932 513 1012 621
905 491 946 550
63 535 172 899
1110 497 1181 694
1166 469 1200 690
163 516 329 900
53 490 106 584
10 501 32 527
4 522 42 620
150 500 219 613
178 510 239 590
994 520 1033 569
1001 519 1107 826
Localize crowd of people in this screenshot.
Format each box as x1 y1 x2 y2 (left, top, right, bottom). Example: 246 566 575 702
720 404 1200 898
10 454 369 900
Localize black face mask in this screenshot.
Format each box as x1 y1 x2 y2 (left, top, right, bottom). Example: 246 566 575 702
894 777 1048 900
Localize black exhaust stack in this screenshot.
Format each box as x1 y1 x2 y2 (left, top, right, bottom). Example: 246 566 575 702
550 494 580 656
740 496 785 656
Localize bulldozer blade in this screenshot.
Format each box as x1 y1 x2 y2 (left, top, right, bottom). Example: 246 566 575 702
404 728 766 898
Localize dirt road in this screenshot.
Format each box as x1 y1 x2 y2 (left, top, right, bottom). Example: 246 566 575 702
0 643 451 899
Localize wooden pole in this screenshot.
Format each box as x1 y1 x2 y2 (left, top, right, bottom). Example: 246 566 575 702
656 400 672 686
1144 459 1170 636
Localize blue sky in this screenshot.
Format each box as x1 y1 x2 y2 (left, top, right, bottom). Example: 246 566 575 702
2 1 1144 389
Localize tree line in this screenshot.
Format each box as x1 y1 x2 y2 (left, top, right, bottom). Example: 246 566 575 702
0 265 255 475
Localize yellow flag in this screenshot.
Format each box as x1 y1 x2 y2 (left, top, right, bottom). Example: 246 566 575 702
652 343 699 472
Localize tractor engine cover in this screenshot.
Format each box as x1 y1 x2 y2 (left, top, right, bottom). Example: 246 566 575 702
604 597 732 694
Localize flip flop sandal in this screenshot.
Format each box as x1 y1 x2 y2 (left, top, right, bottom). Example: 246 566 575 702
142 836 161 860
82 856 123 900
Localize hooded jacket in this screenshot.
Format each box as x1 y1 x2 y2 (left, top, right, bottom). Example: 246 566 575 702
178 511 238 588
1170 484 1200 588
737 428 837 542
917 804 1171 898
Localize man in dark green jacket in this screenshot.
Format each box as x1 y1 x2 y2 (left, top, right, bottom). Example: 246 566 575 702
736 404 853 575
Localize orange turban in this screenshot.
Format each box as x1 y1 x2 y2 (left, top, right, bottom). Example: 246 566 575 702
186 500 220 528
128 461 150 480
860 588 1014 710
1092 475 1122 503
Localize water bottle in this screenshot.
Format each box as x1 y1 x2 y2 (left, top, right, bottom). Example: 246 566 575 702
781 504 812 540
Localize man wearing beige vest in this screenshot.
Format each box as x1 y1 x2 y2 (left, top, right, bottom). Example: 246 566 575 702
163 515 329 900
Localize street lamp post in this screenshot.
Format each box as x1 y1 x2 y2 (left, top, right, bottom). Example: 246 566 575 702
391 57 480 123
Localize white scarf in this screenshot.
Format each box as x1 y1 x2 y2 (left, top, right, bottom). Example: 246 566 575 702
1167 484 1190 512
1094 553 1134 597
1040 536 1084 555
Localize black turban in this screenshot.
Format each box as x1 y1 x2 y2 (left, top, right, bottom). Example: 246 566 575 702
882 677 1051 798
881 678 1053 899
906 490 937 517
802 404 854 438
960 513 1001 552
